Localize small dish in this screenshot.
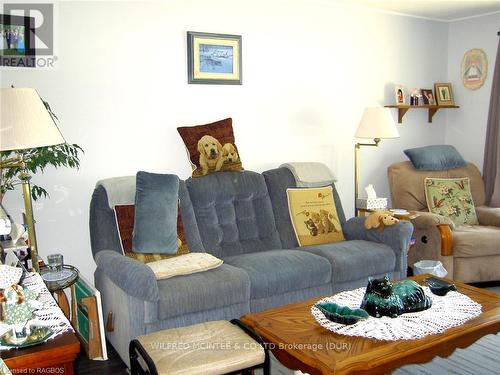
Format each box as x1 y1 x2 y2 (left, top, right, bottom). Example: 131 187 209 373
390 209 409 215
0 326 53 348
314 302 369 325
424 277 457 296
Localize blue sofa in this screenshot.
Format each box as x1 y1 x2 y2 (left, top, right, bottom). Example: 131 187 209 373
90 167 413 364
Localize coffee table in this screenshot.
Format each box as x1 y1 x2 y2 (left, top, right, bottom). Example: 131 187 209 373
240 274 500 375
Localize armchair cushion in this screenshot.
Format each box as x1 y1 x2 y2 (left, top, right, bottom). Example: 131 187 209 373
452 225 500 258
298 240 395 283
404 145 466 171
475 206 500 227
95 250 160 301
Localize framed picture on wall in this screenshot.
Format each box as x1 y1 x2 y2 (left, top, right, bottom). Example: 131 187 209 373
434 83 455 106
394 84 406 105
0 14 36 67
187 31 242 85
421 89 436 105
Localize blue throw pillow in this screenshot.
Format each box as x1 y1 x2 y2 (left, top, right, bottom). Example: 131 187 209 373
132 171 179 254
404 145 466 170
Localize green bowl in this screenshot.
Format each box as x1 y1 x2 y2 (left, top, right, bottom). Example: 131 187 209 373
315 302 369 325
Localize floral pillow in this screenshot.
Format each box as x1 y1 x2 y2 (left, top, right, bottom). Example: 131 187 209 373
424 177 478 225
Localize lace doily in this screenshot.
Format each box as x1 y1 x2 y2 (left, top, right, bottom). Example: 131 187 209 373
0 272 74 350
311 286 482 341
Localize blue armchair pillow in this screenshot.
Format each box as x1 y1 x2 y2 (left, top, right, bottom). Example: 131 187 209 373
132 171 180 254
404 145 466 170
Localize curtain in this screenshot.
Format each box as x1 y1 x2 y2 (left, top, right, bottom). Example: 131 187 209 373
483 37 500 206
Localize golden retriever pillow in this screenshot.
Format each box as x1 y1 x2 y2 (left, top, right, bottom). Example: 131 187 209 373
177 118 244 177
287 186 345 246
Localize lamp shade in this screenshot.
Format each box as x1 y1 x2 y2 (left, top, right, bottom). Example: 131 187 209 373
355 107 399 139
0 88 65 152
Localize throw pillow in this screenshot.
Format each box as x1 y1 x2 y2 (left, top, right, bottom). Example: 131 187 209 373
146 253 223 280
404 145 466 170
424 177 478 225
287 186 345 246
114 204 189 263
177 118 243 177
132 172 180 254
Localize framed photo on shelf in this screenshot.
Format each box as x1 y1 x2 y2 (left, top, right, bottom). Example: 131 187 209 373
187 31 242 85
434 83 454 106
394 84 406 105
421 89 436 105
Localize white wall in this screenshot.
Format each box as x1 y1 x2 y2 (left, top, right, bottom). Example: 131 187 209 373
446 13 500 170
1 0 450 282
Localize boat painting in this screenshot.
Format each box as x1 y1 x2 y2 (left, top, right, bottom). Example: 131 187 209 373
199 44 234 74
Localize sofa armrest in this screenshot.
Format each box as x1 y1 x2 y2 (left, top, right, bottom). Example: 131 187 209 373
475 206 500 227
411 212 453 256
94 250 160 302
343 217 413 277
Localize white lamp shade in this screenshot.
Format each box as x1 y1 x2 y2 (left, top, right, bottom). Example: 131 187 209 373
1 88 65 151
355 107 399 139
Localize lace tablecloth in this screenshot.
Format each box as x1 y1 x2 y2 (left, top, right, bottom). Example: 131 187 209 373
0 272 74 350
311 286 482 341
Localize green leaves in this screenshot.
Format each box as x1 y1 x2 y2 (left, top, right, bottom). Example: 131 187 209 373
0 143 83 201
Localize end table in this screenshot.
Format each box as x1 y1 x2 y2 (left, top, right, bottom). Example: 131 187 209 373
39 265 79 319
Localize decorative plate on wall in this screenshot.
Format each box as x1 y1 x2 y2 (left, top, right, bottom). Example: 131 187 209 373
461 48 488 90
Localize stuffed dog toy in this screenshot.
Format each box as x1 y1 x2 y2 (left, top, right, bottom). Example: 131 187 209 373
197 135 223 175
364 210 399 231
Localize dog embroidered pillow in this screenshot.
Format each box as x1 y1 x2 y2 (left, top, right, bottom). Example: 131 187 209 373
287 186 345 246
177 118 244 177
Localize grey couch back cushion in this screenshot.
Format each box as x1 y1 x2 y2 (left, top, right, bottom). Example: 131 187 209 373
183 171 282 258
263 167 347 249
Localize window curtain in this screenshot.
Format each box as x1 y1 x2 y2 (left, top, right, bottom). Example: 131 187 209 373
483 37 500 206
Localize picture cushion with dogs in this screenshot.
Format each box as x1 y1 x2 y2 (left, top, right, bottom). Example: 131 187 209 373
287 186 345 246
177 117 244 177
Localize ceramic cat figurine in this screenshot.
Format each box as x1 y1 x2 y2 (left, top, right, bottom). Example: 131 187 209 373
361 276 432 318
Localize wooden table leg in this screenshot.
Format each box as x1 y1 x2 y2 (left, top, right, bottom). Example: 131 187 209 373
56 290 70 319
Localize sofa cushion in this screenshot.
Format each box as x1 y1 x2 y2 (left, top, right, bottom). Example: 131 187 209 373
184 171 282 258
133 172 179 254
157 264 250 320
452 225 500 258
298 240 396 283
224 249 331 299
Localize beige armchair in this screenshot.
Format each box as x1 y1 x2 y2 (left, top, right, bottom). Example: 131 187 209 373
388 161 500 283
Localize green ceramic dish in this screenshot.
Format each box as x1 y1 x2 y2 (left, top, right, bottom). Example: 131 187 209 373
0 326 53 348
315 302 369 325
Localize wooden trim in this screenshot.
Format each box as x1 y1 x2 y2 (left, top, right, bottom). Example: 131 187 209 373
437 224 453 256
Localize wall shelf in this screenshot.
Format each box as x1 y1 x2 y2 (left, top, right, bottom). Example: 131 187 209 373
385 105 460 124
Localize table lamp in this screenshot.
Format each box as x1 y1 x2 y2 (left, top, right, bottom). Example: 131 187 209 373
354 107 399 215
0 88 66 272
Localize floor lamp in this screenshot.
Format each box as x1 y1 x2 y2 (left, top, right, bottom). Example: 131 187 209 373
354 107 399 215
0 88 66 272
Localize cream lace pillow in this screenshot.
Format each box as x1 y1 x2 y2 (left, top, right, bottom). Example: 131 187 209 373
146 253 223 280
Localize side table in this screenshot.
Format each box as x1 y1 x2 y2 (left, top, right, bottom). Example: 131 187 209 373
39 265 79 319
357 207 419 221
1 332 80 375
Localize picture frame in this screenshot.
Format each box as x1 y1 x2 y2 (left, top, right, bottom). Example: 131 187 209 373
187 31 242 85
421 89 436 105
0 14 36 67
461 48 488 90
394 84 406 105
434 83 455 106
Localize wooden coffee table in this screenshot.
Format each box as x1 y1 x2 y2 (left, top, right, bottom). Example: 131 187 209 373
0 332 80 374
241 274 500 375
